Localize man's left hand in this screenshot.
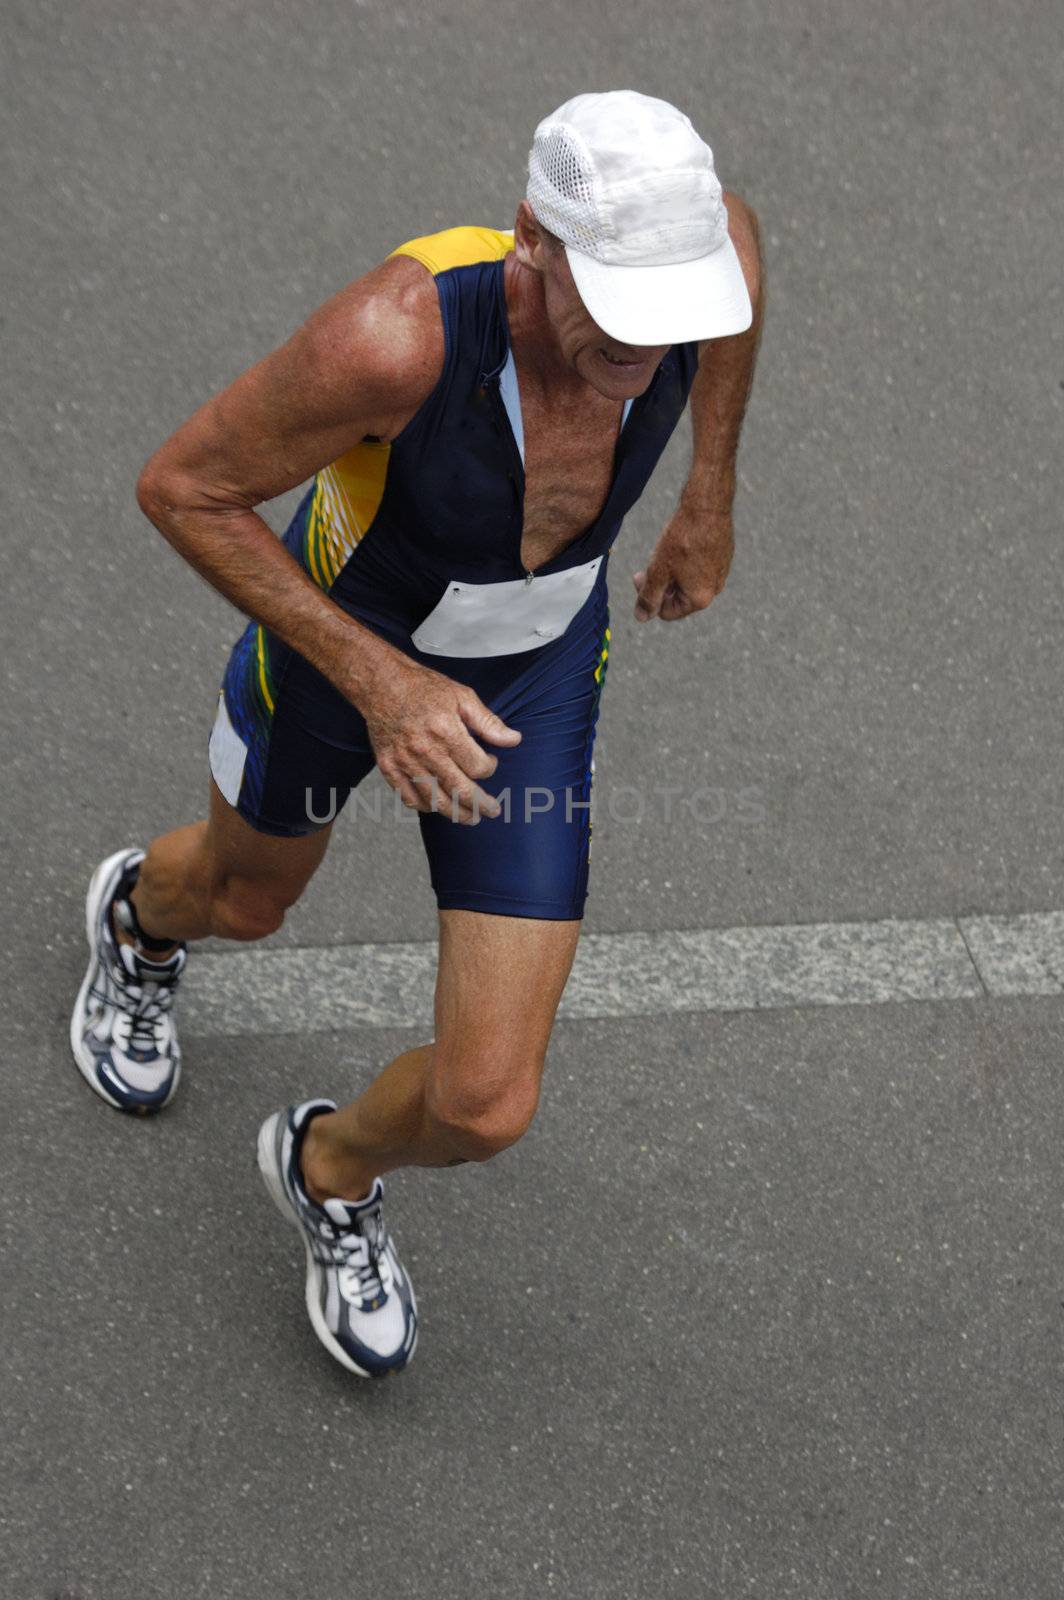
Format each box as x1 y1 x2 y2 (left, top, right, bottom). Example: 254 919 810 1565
632 507 734 622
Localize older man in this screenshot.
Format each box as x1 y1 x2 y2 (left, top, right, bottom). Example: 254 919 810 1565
71 90 764 1377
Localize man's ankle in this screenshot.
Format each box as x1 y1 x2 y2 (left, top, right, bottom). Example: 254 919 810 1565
111 902 179 960
109 883 180 953
300 1117 376 1207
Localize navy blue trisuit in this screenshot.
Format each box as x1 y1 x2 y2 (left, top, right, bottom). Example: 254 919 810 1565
207 225 700 919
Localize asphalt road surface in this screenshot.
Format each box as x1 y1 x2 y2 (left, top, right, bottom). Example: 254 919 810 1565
3 1 1063 1595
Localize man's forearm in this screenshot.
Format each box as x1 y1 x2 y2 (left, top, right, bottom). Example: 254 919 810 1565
136 484 402 710
680 207 765 523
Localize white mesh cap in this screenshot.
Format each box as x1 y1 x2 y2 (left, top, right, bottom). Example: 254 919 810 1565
526 90 752 346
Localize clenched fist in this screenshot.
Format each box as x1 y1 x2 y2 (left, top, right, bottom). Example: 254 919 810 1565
633 508 735 623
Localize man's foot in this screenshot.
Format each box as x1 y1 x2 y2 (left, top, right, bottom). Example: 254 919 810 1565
70 847 187 1113
256 1100 418 1378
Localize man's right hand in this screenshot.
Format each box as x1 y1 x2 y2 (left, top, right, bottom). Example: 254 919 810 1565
361 656 522 825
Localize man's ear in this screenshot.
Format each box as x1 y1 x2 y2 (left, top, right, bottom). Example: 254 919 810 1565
512 201 546 269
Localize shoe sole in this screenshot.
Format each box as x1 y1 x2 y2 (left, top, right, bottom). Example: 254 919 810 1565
69 847 180 1115
256 1111 418 1379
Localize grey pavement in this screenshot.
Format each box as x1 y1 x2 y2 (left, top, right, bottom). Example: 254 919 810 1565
2 0 1063 1596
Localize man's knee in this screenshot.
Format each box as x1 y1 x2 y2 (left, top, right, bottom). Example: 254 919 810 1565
425 1045 544 1161
207 875 291 942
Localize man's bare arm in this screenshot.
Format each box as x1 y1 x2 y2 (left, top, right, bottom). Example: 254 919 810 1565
632 190 765 622
137 255 520 824
681 190 765 521
135 254 442 708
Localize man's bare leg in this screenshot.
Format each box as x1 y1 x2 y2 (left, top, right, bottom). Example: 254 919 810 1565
300 909 582 1202
117 776 333 953
74 777 336 1114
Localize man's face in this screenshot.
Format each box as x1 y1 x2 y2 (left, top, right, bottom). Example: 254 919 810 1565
530 220 671 398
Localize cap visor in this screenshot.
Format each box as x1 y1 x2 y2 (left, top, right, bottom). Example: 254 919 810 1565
566 234 753 346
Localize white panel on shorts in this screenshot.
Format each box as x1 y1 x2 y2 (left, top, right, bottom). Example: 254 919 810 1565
208 689 248 807
411 556 603 659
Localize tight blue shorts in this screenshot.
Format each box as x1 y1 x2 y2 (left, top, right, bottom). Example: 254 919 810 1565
207 550 611 922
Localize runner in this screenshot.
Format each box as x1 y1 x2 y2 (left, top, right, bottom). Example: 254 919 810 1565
71 90 764 1377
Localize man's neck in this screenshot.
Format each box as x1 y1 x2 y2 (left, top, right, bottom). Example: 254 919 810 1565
502 252 585 398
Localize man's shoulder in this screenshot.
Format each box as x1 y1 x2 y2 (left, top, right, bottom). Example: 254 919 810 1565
322 223 513 363
387 224 514 277
299 226 514 444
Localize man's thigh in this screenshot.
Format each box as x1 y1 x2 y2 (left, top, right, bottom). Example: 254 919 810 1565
208 617 376 839
433 908 581 1076
201 774 334 912
417 594 611 920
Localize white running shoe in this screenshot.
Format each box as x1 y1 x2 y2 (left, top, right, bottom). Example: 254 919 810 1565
70 847 187 1113
257 1099 419 1378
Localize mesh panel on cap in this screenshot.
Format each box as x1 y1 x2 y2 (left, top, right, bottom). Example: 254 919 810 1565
527 128 601 254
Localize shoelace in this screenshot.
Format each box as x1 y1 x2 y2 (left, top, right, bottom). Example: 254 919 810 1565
100 969 179 1054
313 1207 394 1304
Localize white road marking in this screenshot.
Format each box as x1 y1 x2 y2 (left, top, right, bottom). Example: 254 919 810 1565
178 911 1064 1037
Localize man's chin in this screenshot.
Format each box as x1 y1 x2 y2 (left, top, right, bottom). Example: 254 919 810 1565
580 348 657 399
